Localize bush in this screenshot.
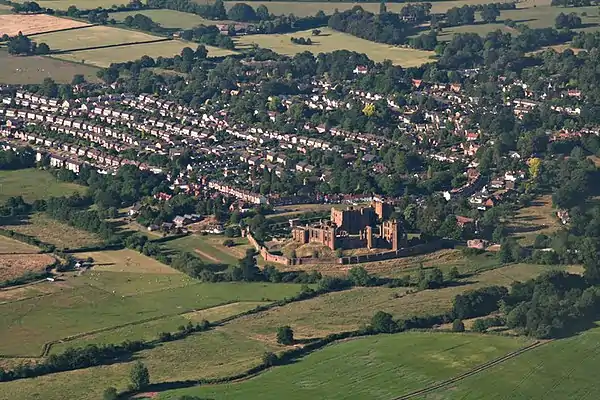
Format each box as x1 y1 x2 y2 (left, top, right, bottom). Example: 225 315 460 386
223 239 235 247
471 319 488 333
452 319 465 332
262 351 278 366
276 326 294 345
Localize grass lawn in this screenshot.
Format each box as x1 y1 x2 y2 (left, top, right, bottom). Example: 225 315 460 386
108 9 228 29
218 263 572 342
33 25 163 52
53 40 236 67
161 332 529 400
163 234 254 265
236 27 434 67
423 323 600 399
0 168 85 202
0 276 302 356
0 213 102 250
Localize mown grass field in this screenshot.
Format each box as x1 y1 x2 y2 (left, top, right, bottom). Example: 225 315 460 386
0 49 100 84
162 332 530 400
0 260 303 356
34 25 163 52
0 213 102 250
53 39 235 67
0 168 85 202
236 27 434 67
163 234 254 265
507 194 562 246
109 9 228 29
423 323 600 399
3 329 278 400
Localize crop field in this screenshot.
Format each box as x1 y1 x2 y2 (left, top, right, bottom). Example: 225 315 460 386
236 27 434 67
163 234 254 265
219 263 569 342
0 168 85 202
0 49 100 84
0 213 102 250
53 39 235 67
0 253 54 281
108 9 225 29
162 332 529 400
0 235 39 254
0 14 89 36
0 264 302 356
422 323 600 399
33 25 164 52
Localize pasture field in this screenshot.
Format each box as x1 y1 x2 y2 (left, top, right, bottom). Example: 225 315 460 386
162 332 529 400
33 25 163 52
0 4 12 14
13 0 130 10
163 234 254 265
236 27 434 67
0 213 102 250
220 0 551 17
3 329 278 400
0 14 89 36
423 323 600 399
0 168 85 202
0 235 39 254
0 49 100 84
0 280 66 304
507 194 562 246
0 253 54 281
81 248 181 275
108 9 225 29
218 263 571 341
0 269 302 356
53 40 236 67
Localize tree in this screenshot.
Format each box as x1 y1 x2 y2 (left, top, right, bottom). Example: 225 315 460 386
452 319 465 332
256 4 269 20
227 3 257 21
276 326 294 345
212 0 227 19
129 361 150 391
379 0 387 14
262 351 278 366
349 266 372 286
36 42 50 55
371 311 398 333
223 239 235 247
472 319 487 333
7 32 34 55
448 266 460 281
103 387 118 400
71 74 85 85
480 4 500 23
362 103 375 117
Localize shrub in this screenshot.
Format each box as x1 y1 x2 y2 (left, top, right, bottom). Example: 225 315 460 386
452 319 465 332
276 326 294 345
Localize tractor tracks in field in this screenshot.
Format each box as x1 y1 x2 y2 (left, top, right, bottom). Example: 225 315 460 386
392 340 552 399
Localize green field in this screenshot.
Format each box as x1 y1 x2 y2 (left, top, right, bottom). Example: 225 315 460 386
163 234 254 265
33 25 163 52
53 40 235 68
236 27 434 67
13 0 131 10
421 323 600 399
161 332 529 400
0 266 302 356
0 213 102 250
0 49 99 84
0 169 85 202
109 9 225 29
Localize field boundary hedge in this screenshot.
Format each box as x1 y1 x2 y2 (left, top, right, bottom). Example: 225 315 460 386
27 23 98 38
50 37 171 55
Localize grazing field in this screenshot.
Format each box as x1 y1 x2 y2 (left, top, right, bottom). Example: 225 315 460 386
54 40 235 67
236 27 434 67
507 195 562 246
0 49 99 84
220 0 550 17
219 263 570 341
0 253 54 281
423 323 600 399
33 25 164 52
0 213 102 250
0 169 85 202
3 329 278 400
162 332 529 400
81 248 181 275
0 280 65 304
0 274 302 356
109 9 223 29
0 14 89 36
0 235 39 254
163 234 254 265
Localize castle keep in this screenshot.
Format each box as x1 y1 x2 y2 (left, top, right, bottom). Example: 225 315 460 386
292 200 406 251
